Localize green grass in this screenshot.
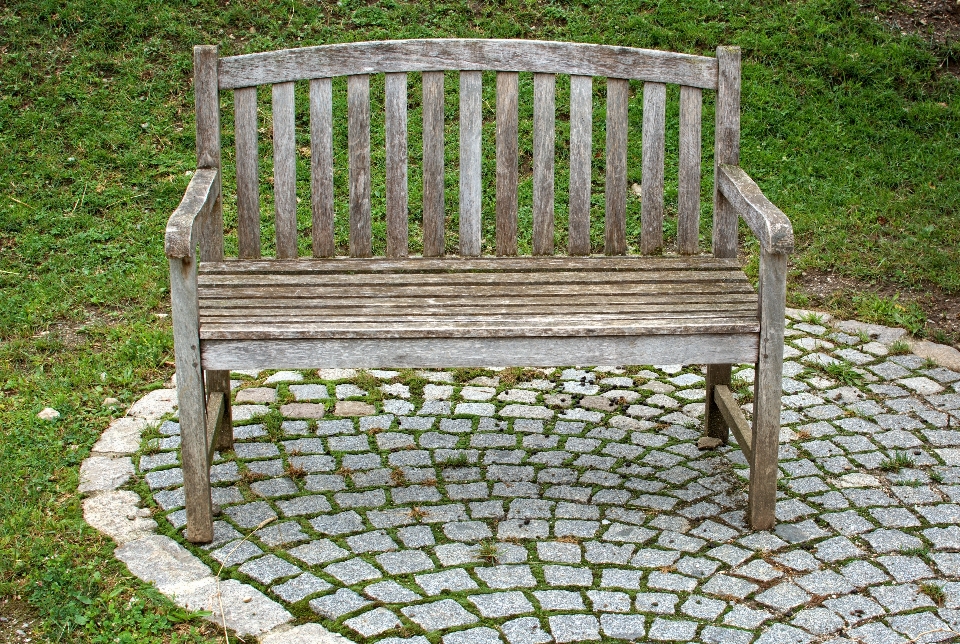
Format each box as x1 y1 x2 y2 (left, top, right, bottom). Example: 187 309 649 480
1 0 958 640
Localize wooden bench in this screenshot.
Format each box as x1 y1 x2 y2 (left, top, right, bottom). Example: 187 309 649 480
165 40 793 544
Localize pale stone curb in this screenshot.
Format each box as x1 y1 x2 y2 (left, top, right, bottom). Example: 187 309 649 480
79 389 351 643
906 338 960 372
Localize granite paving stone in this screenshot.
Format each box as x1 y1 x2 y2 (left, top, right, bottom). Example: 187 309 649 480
401 599 478 631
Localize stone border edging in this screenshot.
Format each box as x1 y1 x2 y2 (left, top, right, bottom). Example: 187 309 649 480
79 387 351 642
77 310 960 642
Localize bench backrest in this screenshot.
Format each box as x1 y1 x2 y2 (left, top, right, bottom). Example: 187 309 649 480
192 39 742 263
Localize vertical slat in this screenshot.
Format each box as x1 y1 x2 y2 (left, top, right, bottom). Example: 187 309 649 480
749 249 788 530
678 85 702 255
495 71 519 256
272 81 298 259
422 71 445 257
459 71 482 257
193 45 231 454
568 75 593 256
640 81 666 255
310 78 334 257
604 78 629 255
533 73 556 256
194 45 223 262
386 72 409 258
234 86 260 259
348 74 372 258
713 46 742 259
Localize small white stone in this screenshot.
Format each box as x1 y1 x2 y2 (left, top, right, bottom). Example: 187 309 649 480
37 407 60 421
836 473 882 488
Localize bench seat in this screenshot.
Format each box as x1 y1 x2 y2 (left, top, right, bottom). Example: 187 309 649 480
196 257 761 369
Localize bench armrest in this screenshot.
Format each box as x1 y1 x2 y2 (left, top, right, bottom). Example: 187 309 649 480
164 168 219 260
717 164 794 254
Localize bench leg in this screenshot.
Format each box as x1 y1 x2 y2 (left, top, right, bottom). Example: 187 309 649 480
169 257 214 544
704 364 731 442
747 249 787 530
205 370 233 451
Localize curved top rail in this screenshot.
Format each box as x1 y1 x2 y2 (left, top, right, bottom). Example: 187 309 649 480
218 39 719 90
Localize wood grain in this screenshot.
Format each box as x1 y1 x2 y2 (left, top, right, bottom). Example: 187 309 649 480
309 78 335 257
704 363 731 442
495 71 519 256
678 85 702 255
712 46 741 259
193 45 224 263
717 164 794 254
234 86 260 259
385 72 409 257
165 168 219 259
348 74 372 258
219 39 719 90
169 255 213 543
422 71 445 257
533 73 556 256
604 78 629 256
272 81 298 259
714 384 751 461
568 75 593 256
459 71 482 257
640 81 666 255
749 249 787 530
199 255 745 273
202 334 758 370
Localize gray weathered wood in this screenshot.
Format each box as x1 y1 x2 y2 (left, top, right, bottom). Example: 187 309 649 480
533 73 556 256
202 334 758 370
309 78 335 257
713 46 741 259
194 45 224 263
386 72 409 258
422 71 445 257
495 72 519 256
219 39 719 90
165 169 220 259
205 391 226 460
169 255 213 543
199 255 746 273
348 74 372 258
234 86 261 259
704 363 731 443
749 249 787 530
717 164 794 253
568 75 593 256
714 384 752 462
459 71 482 257
678 85 702 255
605 78 629 255
272 81 298 259
640 81 666 255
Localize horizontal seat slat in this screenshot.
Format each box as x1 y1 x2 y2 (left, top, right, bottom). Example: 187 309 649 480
218 39 719 90
198 268 751 287
199 256 744 274
200 318 759 340
199 293 757 310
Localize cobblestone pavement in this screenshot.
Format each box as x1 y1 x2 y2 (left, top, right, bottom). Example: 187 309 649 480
132 311 960 643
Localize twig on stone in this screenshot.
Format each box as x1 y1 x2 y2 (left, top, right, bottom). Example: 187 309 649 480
214 515 277 644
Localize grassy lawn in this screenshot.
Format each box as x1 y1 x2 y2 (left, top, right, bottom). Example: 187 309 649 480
0 0 957 640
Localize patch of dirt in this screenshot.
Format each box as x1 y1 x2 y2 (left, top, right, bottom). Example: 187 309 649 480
863 0 960 44
0 597 39 644
793 268 960 347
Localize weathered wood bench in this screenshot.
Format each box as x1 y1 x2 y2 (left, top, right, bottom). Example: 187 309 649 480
165 40 793 544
